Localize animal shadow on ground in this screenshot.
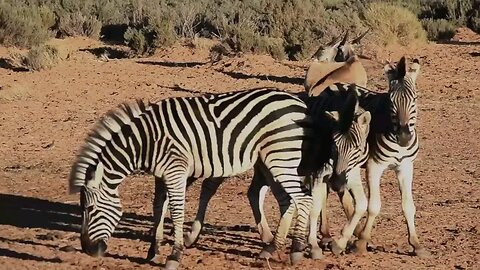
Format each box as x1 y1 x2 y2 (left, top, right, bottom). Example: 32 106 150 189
79 47 131 59
0 193 264 263
469 52 480 57
219 70 304 85
437 40 480 45
137 60 209 68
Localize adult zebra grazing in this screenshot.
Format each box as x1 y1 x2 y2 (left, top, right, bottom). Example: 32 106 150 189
317 57 429 257
69 88 317 270
147 86 372 261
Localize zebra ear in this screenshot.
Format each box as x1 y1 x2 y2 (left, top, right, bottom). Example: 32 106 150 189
408 58 421 82
384 61 396 81
325 111 340 122
396 56 407 79
358 111 371 128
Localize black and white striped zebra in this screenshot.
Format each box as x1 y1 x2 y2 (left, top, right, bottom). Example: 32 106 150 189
321 57 428 257
69 88 318 269
148 85 372 260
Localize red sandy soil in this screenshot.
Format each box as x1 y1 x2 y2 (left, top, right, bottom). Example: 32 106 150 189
0 28 479 269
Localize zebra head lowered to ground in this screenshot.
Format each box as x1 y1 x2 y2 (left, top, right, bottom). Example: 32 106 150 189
384 56 421 147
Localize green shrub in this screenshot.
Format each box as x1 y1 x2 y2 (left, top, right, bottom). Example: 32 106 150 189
58 11 102 38
422 18 457 40
364 2 427 46
124 27 152 55
0 3 55 48
467 2 480 33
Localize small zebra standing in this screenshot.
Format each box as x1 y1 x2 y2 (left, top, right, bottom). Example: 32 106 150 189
318 57 429 257
69 88 316 270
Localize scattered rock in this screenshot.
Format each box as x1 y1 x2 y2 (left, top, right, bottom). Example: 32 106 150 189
37 232 56 241
59 245 76 252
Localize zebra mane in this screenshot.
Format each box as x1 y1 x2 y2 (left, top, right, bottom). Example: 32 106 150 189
69 99 148 194
338 85 360 134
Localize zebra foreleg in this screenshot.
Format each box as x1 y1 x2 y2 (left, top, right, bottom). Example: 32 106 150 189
337 185 364 238
147 177 169 262
355 160 385 254
395 161 430 258
319 192 333 249
331 167 367 255
162 164 189 270
184 177 225 247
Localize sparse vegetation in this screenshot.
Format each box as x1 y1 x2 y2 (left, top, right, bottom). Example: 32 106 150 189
0 2 55 48
364 2 427 46
57 12 102 39
422 18 457 40
8 44 61 71
0 0 479 60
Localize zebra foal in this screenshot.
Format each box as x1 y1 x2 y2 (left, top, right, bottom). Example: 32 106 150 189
69 88 316 269
320 57 429 257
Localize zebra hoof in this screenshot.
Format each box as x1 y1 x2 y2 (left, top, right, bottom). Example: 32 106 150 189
353 239 368 254
414 247 431 258
290 251 304 265
320 237 333 250
164 259 180 270
184 232 199 248
310 247 324 260
330 241 344 256
259 244 275 259
150 255 162 265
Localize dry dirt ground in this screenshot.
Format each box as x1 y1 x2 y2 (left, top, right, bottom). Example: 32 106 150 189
0 29 479 270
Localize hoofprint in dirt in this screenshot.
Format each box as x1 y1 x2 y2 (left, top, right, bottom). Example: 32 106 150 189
0 30 479 269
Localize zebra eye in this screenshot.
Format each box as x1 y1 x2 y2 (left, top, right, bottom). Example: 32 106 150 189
86 205 95 212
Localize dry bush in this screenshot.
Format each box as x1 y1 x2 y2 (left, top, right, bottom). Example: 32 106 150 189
364 2 427 46
9 44 61 71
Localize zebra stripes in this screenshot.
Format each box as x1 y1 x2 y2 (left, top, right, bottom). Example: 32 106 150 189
147 85 372 260
322 57 428 257
69 88 317 269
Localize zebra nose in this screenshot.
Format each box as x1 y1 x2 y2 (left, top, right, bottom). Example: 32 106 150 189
81 235 107 257
330 171 347 192
397 125 412 147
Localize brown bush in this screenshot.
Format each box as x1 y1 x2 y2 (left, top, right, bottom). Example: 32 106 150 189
9 44 61 71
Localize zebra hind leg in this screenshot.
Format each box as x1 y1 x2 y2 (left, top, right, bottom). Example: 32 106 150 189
184 177 225 247
247 170 274 244
259 167 312 264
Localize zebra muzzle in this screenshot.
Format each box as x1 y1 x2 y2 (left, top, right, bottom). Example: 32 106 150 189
396 126 412 147
81 236 107 257
329 171 347 193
